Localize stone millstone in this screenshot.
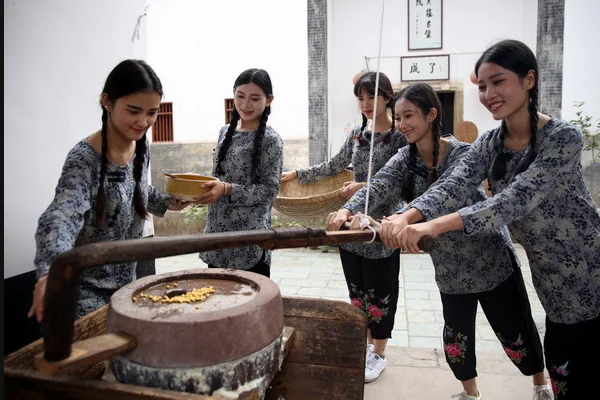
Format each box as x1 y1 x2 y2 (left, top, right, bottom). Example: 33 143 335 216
107 268 284 368
110 332 283 397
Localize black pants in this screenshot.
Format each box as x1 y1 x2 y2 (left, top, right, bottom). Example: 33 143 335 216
135 235 156 278
544 314 600 399
440 267 544 381
339 248 400 339
208 251 270 278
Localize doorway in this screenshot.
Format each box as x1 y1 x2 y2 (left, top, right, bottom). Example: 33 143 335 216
437 91 455 136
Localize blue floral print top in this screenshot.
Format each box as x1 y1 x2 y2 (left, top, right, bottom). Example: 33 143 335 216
35 139 171 317
199 125 283 269
410 118 600 324
296 126 408 259
345 137 517 294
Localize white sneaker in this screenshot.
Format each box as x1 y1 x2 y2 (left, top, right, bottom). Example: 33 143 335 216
451 391 481 400
364 353 386 383
366 343 374 358
532 384 554 400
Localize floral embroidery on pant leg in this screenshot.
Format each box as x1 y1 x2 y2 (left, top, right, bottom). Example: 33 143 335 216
349 284 390 324
551 378 567 396
549 361 570 396
443 326 467 364
496 333 527 363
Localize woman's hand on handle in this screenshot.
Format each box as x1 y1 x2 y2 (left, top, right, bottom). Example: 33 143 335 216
347 213 380 230
27 275 47 323
398 212 463 252
379 214 409 249
326 209 352 231
398 221 436 253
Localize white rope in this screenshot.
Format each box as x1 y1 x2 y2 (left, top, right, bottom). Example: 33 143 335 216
355 213 377 244
363 0 386 217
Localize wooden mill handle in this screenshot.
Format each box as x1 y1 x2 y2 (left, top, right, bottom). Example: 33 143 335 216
341 222 434 252
34 333 136 376
40 226 432 363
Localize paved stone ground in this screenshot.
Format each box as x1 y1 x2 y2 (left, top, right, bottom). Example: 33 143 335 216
156 245 546 351
155 245 549 399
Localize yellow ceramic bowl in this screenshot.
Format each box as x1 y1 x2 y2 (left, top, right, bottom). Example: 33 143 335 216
164 173 217 201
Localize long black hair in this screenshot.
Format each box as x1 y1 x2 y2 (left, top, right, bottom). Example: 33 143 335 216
97 59 163 225
395 83 443 202
475 39 539 182
215 68 273 182
352 71 395 145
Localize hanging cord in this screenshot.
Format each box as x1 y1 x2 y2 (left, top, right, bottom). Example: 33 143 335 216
132 4 150 42
358 0 386 240
363 0 385 216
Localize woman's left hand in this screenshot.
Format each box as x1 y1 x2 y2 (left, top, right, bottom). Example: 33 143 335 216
398 222 435 253
326 209 352 231
168 197 194 211
347 213 380 230
341 181 366 200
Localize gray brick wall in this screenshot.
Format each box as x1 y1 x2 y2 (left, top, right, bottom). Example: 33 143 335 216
308 0 328 165
149 139 309 191
537 0 564 117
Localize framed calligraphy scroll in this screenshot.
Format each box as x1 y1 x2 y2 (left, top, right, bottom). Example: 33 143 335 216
408 0 443 50
401 55 450 81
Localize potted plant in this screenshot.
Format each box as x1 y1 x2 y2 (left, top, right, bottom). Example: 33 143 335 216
179 204 208 234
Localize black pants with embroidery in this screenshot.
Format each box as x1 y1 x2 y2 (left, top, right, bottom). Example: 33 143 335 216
440 267 545 381
544 314 600 399
339 248 400 339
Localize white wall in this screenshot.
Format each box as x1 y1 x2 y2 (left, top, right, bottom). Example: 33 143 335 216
327 0 538 153
146 0 309 142
5 0 597 280
562 0 600 124
4 0 148 278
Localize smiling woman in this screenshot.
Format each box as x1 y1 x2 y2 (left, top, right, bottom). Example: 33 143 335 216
28 59 194 323
196 68 284 278
283 71 408 384
397 40 599 399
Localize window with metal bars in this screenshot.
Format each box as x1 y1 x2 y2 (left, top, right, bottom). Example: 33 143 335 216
224 98 234 124
152 102 174 142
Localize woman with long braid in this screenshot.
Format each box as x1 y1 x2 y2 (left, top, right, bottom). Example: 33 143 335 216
196 68 283 278
328 82 551 398
282 71 407 383
396 40 600 399
28 60 189 321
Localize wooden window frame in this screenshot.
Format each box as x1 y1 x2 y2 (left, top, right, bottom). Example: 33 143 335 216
152 102 174 142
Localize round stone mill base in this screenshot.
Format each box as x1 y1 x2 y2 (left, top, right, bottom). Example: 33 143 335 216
107 268 284 397
110 332 283 397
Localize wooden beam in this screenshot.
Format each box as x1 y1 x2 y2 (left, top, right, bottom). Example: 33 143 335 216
33 333 136 376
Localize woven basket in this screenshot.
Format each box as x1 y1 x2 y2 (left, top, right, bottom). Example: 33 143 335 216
274 169 354 218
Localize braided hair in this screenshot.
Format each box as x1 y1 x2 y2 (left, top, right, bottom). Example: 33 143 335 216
97 60 163 225
475 39 539 182
396 83 444 202
215 68 272 183
351 71 396 145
